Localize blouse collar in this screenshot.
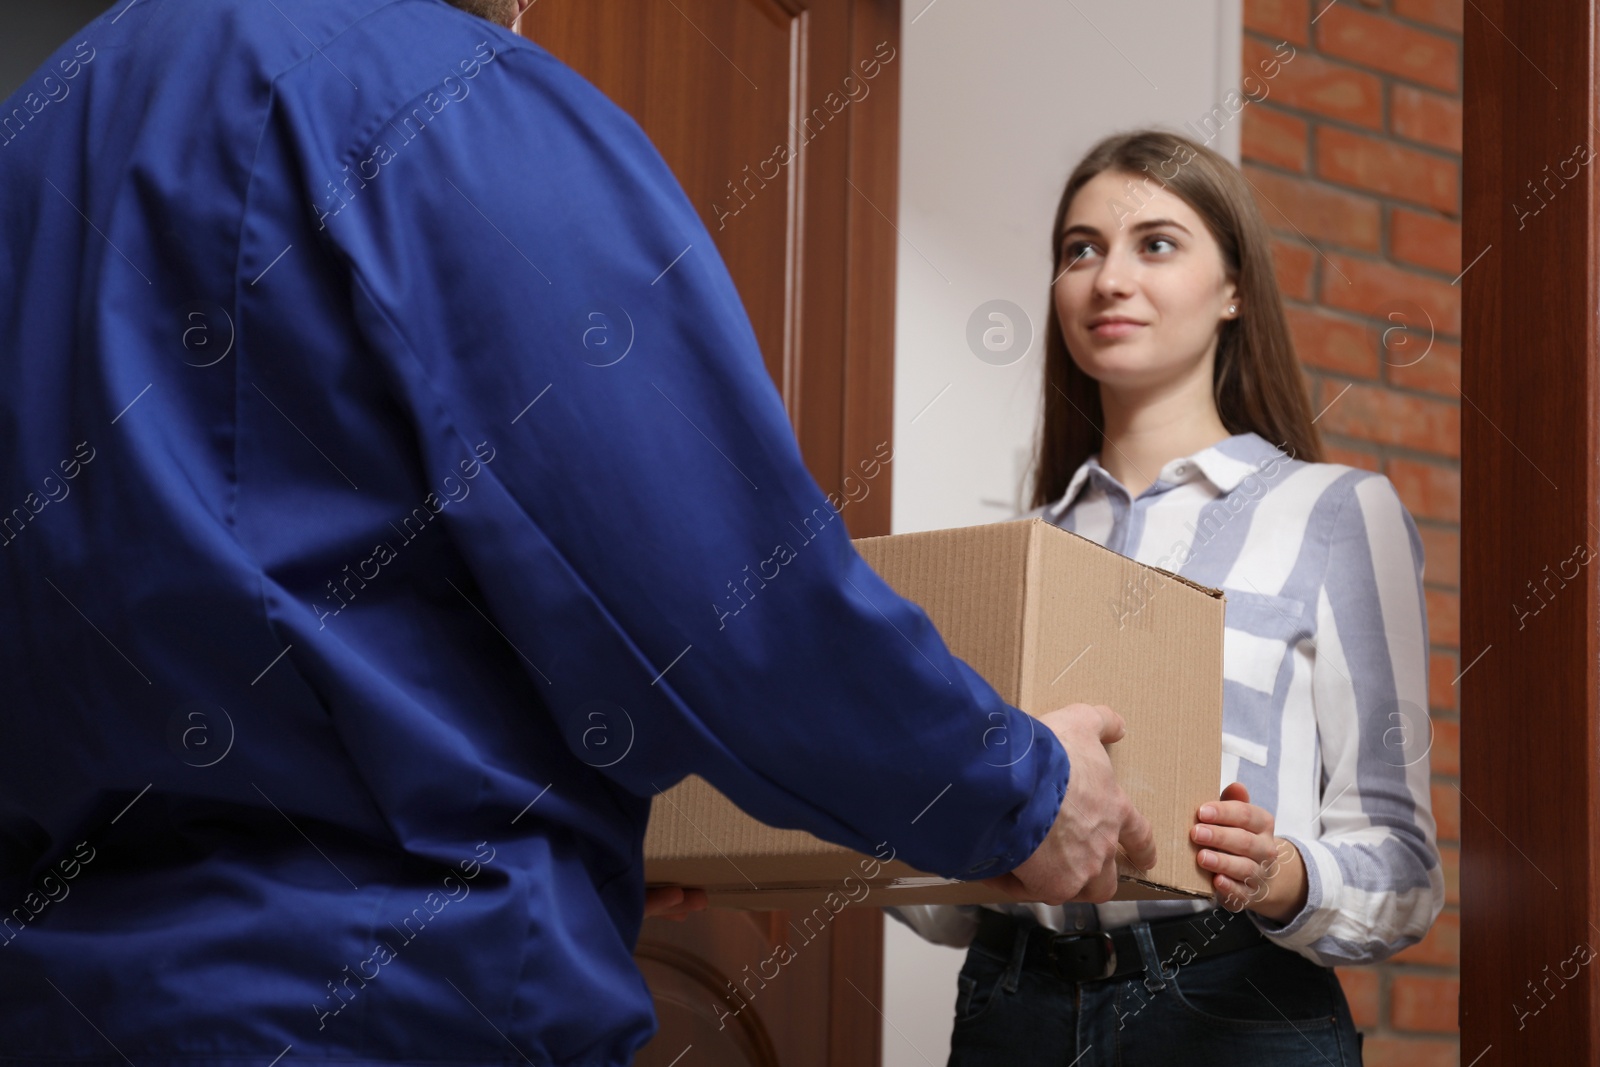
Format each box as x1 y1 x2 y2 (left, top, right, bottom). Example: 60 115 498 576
1046 431 1292 519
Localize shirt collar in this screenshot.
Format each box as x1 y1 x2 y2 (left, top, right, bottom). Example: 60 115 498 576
1048 461 1105 519
1179 431 1293 493
1046 431 1290 519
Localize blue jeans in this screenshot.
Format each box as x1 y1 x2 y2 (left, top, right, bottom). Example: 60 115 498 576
947 920 1363 1066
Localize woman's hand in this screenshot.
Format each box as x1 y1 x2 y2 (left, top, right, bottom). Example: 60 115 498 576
1191 783 1309 923
644 886 709 921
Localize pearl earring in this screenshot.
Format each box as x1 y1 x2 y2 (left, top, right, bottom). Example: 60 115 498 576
1227 305 1237 315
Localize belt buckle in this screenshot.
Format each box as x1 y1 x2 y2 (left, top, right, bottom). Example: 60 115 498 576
1045 930 1117 982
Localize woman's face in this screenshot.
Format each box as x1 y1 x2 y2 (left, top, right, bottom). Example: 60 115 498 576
1054 168 1240 393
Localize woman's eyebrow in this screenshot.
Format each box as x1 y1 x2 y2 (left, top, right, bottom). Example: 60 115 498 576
1062 218 1194 239
1131 217 1192 235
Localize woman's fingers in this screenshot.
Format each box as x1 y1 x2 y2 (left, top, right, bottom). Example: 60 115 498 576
1196 847 1261 883
1196 799 1273 834
644 886 710 919
1191 823 1277 864
661 888 709 921
1192 792 1288 914
1193 790 1282 911
1212 873 1263 911
643 886 684 917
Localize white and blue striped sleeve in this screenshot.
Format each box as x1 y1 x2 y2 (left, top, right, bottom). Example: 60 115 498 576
1254 473 1445 965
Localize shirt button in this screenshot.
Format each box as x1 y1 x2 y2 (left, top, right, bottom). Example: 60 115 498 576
1172 463 1189 477
1074 916 1087 931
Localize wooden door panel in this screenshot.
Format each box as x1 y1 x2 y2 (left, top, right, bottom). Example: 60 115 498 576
635 924 784 1065
521 0 881 511
1463 0 1600 1060
518 3 900 1064
637 909 830 1064
522 0 802 399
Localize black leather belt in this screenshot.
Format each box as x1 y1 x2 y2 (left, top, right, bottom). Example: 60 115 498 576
974 906 1265 983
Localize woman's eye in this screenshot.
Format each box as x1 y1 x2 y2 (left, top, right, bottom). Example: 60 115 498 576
1145 236 1178 254
1062 242 1097 265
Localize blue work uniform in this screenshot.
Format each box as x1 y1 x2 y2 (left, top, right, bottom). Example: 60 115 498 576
0 1 1070 1063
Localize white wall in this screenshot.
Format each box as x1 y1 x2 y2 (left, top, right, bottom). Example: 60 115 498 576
883 2 1241 1063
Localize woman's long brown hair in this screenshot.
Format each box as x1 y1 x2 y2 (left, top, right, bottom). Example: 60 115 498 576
1028 128 1323 511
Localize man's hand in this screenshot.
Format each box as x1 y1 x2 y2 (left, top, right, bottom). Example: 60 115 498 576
981 703 1155 905
644 886 709 921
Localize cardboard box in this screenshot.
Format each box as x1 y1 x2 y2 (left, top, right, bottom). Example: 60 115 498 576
644 517 1225 909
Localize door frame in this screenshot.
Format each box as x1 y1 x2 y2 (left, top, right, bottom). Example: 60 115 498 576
1462 2 1600 1059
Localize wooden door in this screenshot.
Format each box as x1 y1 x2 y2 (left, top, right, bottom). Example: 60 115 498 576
1462 1 1600 1061
516 3 900 1064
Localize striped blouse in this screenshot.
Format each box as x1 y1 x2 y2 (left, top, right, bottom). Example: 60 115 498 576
890 430 1445 967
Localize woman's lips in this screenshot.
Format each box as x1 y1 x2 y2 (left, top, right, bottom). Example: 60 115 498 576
1090 321 1144 338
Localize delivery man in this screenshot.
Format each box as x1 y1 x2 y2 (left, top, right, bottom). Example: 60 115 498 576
0 0 1154 1062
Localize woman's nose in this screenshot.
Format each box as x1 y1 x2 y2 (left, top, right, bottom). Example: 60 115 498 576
1092 248 1135 299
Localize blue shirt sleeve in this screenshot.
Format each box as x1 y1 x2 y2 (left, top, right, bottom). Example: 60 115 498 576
302 38 1069 882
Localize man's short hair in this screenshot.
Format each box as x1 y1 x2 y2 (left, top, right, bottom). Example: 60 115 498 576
443 0 517 25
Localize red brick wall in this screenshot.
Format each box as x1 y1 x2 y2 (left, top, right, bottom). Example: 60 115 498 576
1241 1 1462 1063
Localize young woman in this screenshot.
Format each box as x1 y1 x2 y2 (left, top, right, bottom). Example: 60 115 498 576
890 128 1443 1065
